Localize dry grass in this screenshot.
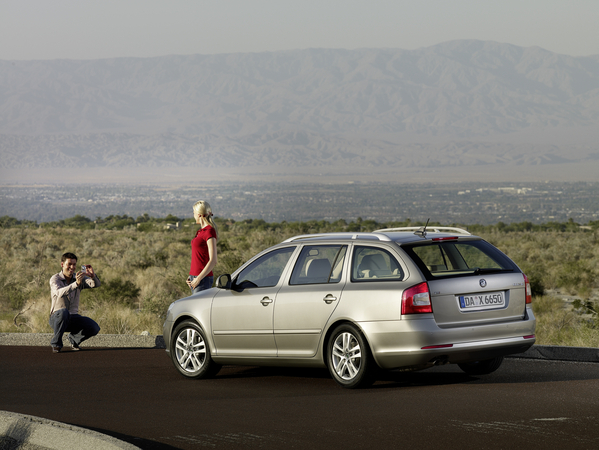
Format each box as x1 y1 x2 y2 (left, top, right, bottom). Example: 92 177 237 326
3 296 163 336
532 295 599 347
1 224 598 347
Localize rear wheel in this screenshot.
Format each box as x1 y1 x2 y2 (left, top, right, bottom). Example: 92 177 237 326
326 324 375 389
171 320 221 379
458 356 504 376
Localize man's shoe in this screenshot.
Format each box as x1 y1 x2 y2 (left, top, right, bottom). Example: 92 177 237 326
52 346 61 353
69 341 80 351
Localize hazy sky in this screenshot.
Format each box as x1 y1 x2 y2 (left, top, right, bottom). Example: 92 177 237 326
1 0 598 60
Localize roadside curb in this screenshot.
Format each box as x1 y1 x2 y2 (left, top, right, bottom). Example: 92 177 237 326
0 411 139 450
508 345 599 363
0 332 166 349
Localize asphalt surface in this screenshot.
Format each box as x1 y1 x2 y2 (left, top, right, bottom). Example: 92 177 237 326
1 334 599 450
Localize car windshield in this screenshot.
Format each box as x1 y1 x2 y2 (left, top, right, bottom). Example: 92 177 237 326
403 239 517 278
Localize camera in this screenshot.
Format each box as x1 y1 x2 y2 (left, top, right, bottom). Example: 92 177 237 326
81 265 87 273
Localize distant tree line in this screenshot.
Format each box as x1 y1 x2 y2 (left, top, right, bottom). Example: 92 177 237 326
2 214 598 233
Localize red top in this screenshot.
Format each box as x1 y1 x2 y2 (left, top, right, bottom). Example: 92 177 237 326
189 225 217 276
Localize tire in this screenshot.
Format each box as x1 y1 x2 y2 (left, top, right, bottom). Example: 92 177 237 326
458 356 504 376
326 324 375 389
170 320 221 379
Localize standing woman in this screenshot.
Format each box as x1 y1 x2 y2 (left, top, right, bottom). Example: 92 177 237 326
187 200 218 294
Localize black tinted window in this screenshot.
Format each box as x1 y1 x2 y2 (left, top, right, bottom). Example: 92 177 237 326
404 240 517 278
351 246 404 282
290 245 347 285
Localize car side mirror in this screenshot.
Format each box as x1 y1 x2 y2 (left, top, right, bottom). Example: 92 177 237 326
216 274 232 289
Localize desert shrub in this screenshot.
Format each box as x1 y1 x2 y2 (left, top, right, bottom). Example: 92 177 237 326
87 303 162 335
2 217 599 344
85 278 141 308
572 299 598 322
135 266 188 317
531 295 564 316
531 295 599 347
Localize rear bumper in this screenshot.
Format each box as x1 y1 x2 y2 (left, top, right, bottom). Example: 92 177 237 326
361 310 536 370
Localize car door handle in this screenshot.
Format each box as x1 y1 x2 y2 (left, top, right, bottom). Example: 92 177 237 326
323 294 337 304
260 297 273 306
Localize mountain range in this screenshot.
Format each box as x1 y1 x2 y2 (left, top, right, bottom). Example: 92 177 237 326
1 40 598 184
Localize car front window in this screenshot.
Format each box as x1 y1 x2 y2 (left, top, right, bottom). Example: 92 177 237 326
234 247 295 288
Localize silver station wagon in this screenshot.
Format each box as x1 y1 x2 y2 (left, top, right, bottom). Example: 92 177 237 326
163 226 536 388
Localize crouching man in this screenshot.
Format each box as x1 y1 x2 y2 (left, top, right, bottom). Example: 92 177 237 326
49 252 101 353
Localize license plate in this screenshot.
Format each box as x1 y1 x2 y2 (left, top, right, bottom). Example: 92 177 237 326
458 291 505 311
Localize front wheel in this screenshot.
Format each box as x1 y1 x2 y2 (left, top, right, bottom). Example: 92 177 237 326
326 324 375 389
458 356 504 376
171 320 221 379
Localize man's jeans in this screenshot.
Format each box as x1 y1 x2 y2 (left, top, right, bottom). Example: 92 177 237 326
49 309 100 348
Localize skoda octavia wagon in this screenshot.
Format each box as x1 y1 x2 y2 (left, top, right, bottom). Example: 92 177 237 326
163 226 536 388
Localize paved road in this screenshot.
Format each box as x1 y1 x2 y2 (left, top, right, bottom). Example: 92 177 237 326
1 346 598 450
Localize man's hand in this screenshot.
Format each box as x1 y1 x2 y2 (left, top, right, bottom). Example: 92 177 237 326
84 265 95 278
76 270 85 287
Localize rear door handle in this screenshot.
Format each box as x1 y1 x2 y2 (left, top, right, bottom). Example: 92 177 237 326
323 294 337 304
260 297 273 306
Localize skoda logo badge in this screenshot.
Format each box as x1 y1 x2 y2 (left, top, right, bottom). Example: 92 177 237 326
479 279 487 288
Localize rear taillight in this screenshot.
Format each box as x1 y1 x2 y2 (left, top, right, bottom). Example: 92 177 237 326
523 274 532 304
402 282 432 314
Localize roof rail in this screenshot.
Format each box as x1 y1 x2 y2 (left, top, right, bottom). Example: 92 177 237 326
283 232 392 243
374 226 471 236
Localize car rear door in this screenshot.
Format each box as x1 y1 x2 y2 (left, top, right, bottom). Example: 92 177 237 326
274 245 347 357
404 239 528 328
428 273 528 328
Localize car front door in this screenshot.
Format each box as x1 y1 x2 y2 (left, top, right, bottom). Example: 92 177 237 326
211 247 296 357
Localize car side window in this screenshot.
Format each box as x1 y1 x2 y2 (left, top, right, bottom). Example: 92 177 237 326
351 246 404 282
234 247 295 289
289 245 347 285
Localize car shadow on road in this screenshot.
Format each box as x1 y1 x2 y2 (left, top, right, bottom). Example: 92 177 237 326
373 358 599 388
210 359 599 389
216 365 332 381
371 369 478 389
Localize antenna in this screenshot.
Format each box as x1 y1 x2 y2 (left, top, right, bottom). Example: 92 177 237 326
415 218 430 238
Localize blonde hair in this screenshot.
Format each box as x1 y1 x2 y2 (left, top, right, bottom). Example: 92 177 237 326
193 200 218 238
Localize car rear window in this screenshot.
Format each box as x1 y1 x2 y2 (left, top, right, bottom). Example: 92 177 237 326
351 246 405 282
403 239 518 278
289 245 347 285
